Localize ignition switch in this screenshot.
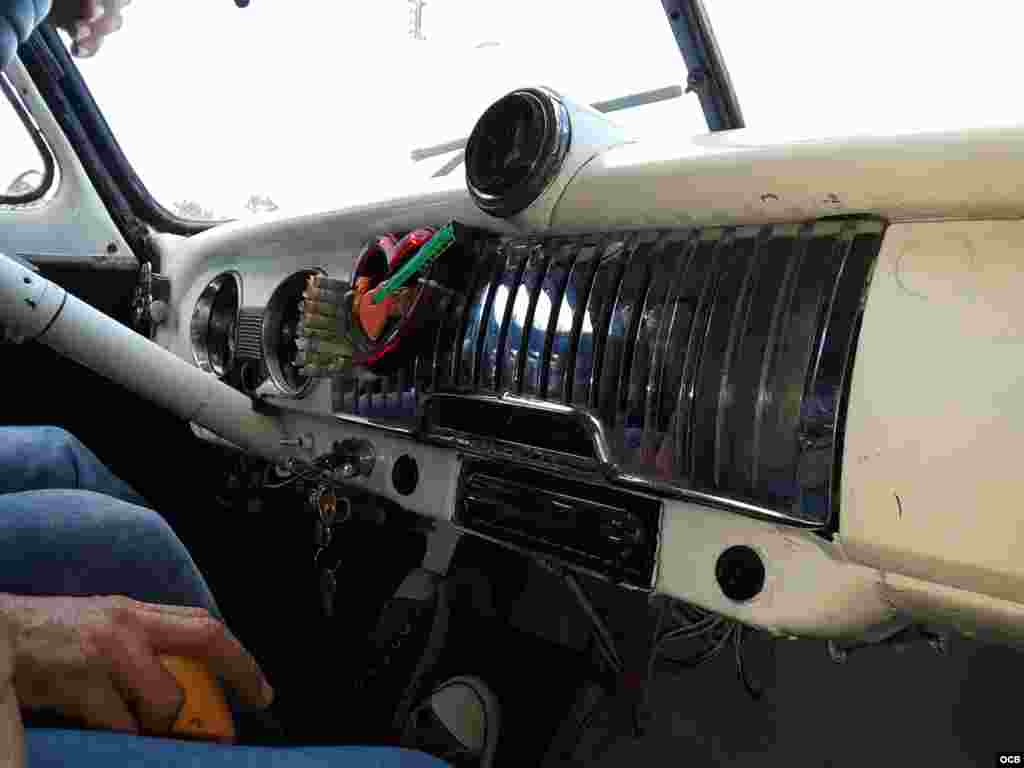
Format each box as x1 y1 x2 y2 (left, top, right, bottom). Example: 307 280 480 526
330 438 376 480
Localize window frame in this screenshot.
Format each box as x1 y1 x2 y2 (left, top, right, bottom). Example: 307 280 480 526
19 25 216 243
0 71 56 206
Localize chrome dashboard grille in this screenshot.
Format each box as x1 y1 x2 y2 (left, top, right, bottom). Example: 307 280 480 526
236 307 264 361
332 219 884 526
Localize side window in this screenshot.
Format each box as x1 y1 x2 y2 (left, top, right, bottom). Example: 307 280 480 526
0 74 54 204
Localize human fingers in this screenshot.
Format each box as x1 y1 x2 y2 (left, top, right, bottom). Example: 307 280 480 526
88 7 123 37
49 0 100 31
70 34 101 58
102 628 185 735
69 0 129 58
131 601 215 621
76 672 140 734
137 611 273 711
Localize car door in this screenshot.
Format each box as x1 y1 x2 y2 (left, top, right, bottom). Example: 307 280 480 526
0 28 219 514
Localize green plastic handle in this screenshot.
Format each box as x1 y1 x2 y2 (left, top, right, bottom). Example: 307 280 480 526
371 223 456 304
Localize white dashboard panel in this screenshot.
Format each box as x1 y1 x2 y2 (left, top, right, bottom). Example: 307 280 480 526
149 122 1024 647
257 380 459 524
657 500 896 639
254 385 900 640
842 220 1024 610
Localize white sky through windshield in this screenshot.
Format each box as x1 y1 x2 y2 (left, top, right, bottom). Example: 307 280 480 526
72 0 700 218
3 1 1023 219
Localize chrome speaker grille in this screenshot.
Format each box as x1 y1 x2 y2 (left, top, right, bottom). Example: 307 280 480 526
332 219 884 526
236 307 264 361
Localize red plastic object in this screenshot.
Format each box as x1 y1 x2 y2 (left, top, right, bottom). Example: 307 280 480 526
388 227 436 272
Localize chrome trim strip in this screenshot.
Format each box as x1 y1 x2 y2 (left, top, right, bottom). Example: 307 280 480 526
587 234 635 412
525 239 575 398
573 236 628 408
607 232 661 429
333 412 415 436
458 240 502 387
709 227 760 488
505 242 550 393
612 472 819 528
748 224 805 491
643 231 697 451
559 237 603 403
480 241 528 391
671 231 724 477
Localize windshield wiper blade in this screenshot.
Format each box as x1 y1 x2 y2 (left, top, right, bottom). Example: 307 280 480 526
661 0 744 131
412 84 683 177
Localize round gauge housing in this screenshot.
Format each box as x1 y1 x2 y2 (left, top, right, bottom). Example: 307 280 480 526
190 272 241 378
350 228 468 376
465 87 571 218
261 268 323 397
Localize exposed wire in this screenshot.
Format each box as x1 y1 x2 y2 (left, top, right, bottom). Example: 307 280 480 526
659 620 734 670
645 597 671 694
261 460 327 490
562 571 623 674
733 624 773 701
659 615 724 644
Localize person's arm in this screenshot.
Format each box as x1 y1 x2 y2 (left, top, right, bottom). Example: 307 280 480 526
0 594 273 741
0 611 25 768
1 0 127 72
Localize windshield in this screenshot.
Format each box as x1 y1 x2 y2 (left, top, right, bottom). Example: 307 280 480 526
74 0 703 220
74 0 1024 222
705 1 1024 138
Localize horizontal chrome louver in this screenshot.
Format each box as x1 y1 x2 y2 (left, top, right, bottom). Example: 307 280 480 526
332 219 884 526
236 307 264 361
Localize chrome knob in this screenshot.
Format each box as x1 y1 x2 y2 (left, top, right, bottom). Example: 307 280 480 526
332 438 375 478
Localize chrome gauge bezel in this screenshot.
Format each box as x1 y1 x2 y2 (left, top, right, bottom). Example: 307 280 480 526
465 86 572 218
190 271 241 378
261 268 325 398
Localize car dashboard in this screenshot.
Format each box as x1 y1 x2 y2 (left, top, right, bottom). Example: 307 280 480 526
154 87 1024 649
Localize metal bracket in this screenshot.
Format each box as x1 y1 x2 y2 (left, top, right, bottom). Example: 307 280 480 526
131 262 172 338
660 0 744 132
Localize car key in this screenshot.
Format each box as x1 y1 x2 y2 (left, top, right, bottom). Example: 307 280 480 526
311 485 338 565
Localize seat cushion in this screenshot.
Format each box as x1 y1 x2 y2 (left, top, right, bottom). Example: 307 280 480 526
25 728 448 768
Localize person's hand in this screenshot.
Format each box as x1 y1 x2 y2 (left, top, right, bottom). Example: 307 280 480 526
48 0 130 58
0 594 273 740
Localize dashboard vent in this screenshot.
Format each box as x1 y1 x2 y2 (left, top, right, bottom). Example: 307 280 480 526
236 307 264 361
333 218 884 527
